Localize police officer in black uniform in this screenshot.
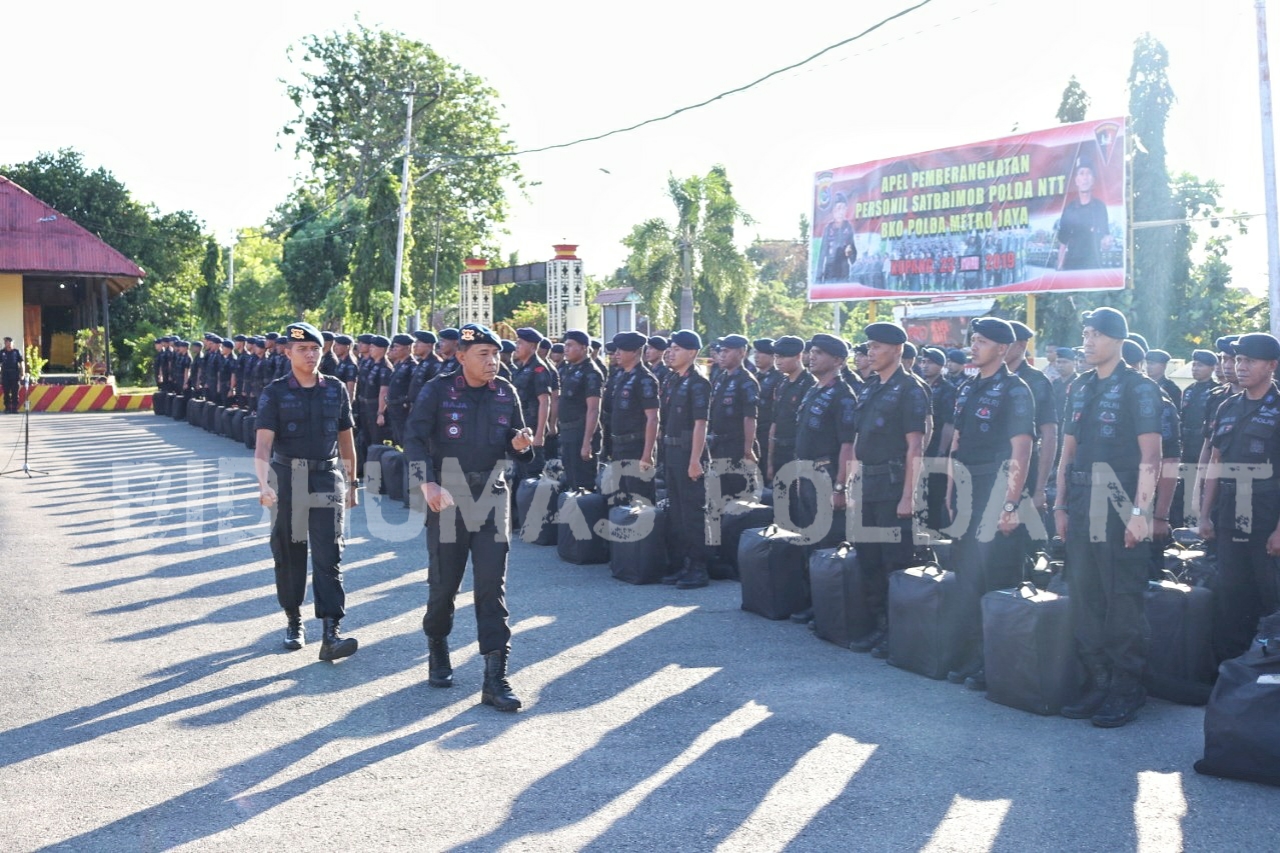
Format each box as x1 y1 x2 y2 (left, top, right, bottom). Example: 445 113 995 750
1179 349 1219 523
436 328 461 376
201 334 221 401
319 330 339 377
254 322 359 661
1199 332 1280 663
332 334 358 403
405 323 533 712
365 335 393 447
383 333 417 446
511 327 555 480
605 331 661 506
408 330 441 407
229 334 249 406
1194 337 1241 522
217 338 237 406
660 330 713 589
708 334 761 506
945 348 968 388
1055 307 1162 727
1007 322 1058 525
945 318 1034 690
753 339 782 481
1 336 25 413
766 336 815 485
1144 349 1181 408
1050 346 1078 422
644 336 671 388
557 330 604 490
848 321 932 655
186 340 204 398
920 345 956 532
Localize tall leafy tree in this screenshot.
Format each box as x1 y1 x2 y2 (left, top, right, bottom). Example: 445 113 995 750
227 230 297 334
196 236 225 330
279 200 361 318
349 170 403 328
1056 76 1090 124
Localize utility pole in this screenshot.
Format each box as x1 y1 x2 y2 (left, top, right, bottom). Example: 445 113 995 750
225 234 235 336
430 210 442 329
1257 0 1280 337
390 84 415 337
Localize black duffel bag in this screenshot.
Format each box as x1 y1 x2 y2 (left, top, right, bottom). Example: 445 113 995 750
187 398 203 426
609 501 668 585
1195 613 1280 787
153 391 170 416
557 489 610 565
738 524 807 620
982 581 1083 716
243 412 257 451
713 500 773 580
887 561 965 680
202 403 219 432
171 395 188 421
230 410 247 443
517 476 562 546
1144 576 1215 705
810 543 876 649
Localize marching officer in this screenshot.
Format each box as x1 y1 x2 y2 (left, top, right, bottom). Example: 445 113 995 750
766 335 815 485
364 335 393 447
660 330 713 589
408 330 442 407
404 323 534 711
384 333 418 446
1 336 26 413
1199 332 1280 663
254 322 359 661
848 321 932 656
557 330 604 490
605 331 661 505
1055 307 1162 728
753 338 783 480
920 345 956 532
708 334 760 506
511 327 554 480
945 318 1034 691
1144 349 1181 408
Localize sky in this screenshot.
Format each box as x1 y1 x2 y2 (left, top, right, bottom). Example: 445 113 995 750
2 0 1275 296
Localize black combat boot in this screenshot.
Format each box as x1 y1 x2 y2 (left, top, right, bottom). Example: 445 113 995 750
1061 660 1111 719
662 558 686 585
283 609 304 651
676 561 709 590
850 616 887 653
318 617 358 662
1091 672 1146 728
428 636 453 688
482 650 522 712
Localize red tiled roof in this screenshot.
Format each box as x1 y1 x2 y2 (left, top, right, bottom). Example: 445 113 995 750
0 176 145 287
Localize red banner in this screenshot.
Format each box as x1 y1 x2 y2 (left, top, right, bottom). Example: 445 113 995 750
809 118 1127 301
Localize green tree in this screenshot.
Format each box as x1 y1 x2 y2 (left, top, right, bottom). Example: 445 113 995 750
349 170 402 327
1056 76 1090 124
228 230 297 334
279 199 360 317
196 235 225 330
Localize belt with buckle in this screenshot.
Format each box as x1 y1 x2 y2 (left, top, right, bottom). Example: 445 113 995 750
272 454 341 471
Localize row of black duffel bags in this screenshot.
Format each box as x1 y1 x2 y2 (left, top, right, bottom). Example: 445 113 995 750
158 393 260 451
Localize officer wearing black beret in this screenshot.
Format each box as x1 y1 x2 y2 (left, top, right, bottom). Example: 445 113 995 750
1055 307 1163 727
849 322 932 655
644 336 671 387
319 330 339 377
767 335 816 484
660 330 715 588
605 331 661 505
752 338 782 477
186 340 204 398
1193 336 1243 508
1004 320 1058 523
1143 349 1181 408
217 338 237 407
558 330 604 490
383 333 419 446
330 335 359 409
405 323 534 711
901 341 918 372
1199 332 1280 663
171 340 192 397
254 322 359 661
407 330 443 411
708 334 761 505
1180 349 1220 478
436 329 461 376
1051 346 1077 424
918 345 956 532
945 348 968 388
511 327 555 480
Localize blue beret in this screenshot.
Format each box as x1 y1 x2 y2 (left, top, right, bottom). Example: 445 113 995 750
233 334 247 342
220 338 233 348
391 333 414 347
902 341 918 359
669 329 702 351
1082 307 1129 340
564 329 590 346
946 348 967 363
721 334 749 349
614 331 647 351
752 338 775 355
1191 349 1218 367
459 323 501 347
1009 321 1035 341
1121 339 1146 367
808 333 849 359
772 335 805 357
369 335 390 348
500 339 516 354
204 332 219 342
1216 335 1239 355
413 330 437 344
438 328 460 342
864 322 907 345
551 343 565 354
538 337 552 349
1144 349 1170 364
283 322 324 346
970 317 1015 345
590 337 603 349
356 334 373 344
321 330 335 341
646 335 669 351
853 342 870 356
334 334 353 345
264 332 279 342
516 327 543 344
1232 332 1280 361
921 346 947 366
1127 332 1149 351
1055 347 1076 360
175 340 189 348
604 341 618 353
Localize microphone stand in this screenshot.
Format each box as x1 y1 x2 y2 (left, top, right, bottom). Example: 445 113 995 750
2 378 49 478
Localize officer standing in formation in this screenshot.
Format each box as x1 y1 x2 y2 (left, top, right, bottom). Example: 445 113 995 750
659 330 713 589
557 330 604 490
1006 322 1058 522
708 335 761 505
0 336 25 413
404 323 533 712
254 322 359 662
766 336 815 484
511 328 555 481
752 339 782 479
1055 308 1162 728
383 333 417 446
919 345 956 532
605 331 661 506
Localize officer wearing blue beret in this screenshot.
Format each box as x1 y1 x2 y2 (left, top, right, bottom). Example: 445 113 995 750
1004 321 1058 524
382 333 419 446
708 334 761 505
556 330 604 490
660 330 715 588
436 329 462 377
1180 349 1220 475
918 345 956 534
512 328 555 479
405 323 534 711
766 335 816 485
255 322 359 661
407 331 443 411
644 336 671 387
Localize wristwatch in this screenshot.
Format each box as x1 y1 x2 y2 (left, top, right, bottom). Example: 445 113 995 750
1131 506 1146 518
1003 501 1018 514
833 484 847 494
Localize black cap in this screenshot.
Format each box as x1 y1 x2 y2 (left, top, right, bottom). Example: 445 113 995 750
669 329 702 351
501 339 516 354
264 332 279 342
853 342 869 356
322 330 335 341
646 335 669 351
1216 335 1240 355
1232 332 1280 361
1082 307 1129 341
613 331 647 352
516 327 543 344
902 341 918 359
721 334 749 350
357 334 374 345
864 322 907 345
772 335 805 357
921 346 946 366
438 328 461 342
391 333 414 347
946 348 967 364
1122 339 1146 367
413 330 437 344
220 338 233 348
283 322 324 346
175 340 189 348
1144 348 1171 364
1055 347 1076 360
1191 349 1217 367
564 330 590 346
1128 332 1150 351
370 335 390 349
190 340 203 348
808 333 849 359
1009 321 1035 342
590 337 603 349
334 334 353 345
970 317 1015 345
604 341 618 354
233 334 247 342
459 323 501 347
551 343 565 354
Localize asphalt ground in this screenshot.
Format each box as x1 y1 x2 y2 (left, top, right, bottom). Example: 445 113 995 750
0 410 1276 852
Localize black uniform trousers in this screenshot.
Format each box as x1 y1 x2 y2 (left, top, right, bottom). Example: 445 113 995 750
1064 480 1149 681
387 405 408 448
607 438 656 506
1213 486 1280 661
710 435 756 507
665 445 710 571
856 489 916 621
2 375 20 413
559 427 599 491
952 472 1029 675
423 480 513 655
269 461 347 619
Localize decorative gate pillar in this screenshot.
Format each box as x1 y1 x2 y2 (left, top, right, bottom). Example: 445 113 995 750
458 257 492 326
546 244 586 339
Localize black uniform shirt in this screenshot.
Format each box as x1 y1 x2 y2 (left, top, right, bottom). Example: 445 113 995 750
1209 384 1280 468
409 355 441 404
660 368 711 441
794 378 858 462
512 356 554 428
1 348 24 377
608 364 660 438
1158 376 1183 409
1160 394 1182 461
756 367 783 431
1179 379 1218 462
386 357 418 408
203 351 222 389
319 351 339 377
853 365 931 467
1203 384 1236 441
925 376 957 457
257 373 354 460
1063 364 1163 470
404 373 530 484
709 367 760 442
771 371 817 447
951 364 1034 467
558 359 603 427
365 358 393 404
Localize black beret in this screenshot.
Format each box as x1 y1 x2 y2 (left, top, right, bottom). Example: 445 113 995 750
204 332 219 342
190 340 203 348
1144 349 1171 364
1082 307 1129 340
538 338 552 350
613 331 647 352
369 335 390 349
283 322 324 346
921 346 946 366
864 322 907 345
646 335 669 351
1232 332 1280 361
970 317 1015 345
438 328 461 342
265 332 279 341
808 333 849 359
752 338 775 355
1216 335 1240 355
1009 321 1035 342
334 334 353 345
902 341 918 359
500 339 516 354
220 338 233 348
590 337 603 349
946 348 967 363
551 343 565 354
721 334 749 349
853 343 870 356
413 330 437 344
356 334 373 344
1191 349 1218 367
772 335 805 357
564 330 590 346
459 323 501 347
604 341 618 353
391 333 414 347
1128 332 1150 351
670 329 703 351
1054 347 1076 360
233 334 247 342
516 327 543 344
175 340 189 348
321 330 335 341
1121 339 1146 367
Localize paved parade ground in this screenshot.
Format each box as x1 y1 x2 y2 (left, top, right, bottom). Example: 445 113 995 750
0 411 1277 852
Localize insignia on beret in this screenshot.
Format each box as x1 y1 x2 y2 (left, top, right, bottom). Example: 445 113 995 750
461 328 476 342
291 328 306 340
